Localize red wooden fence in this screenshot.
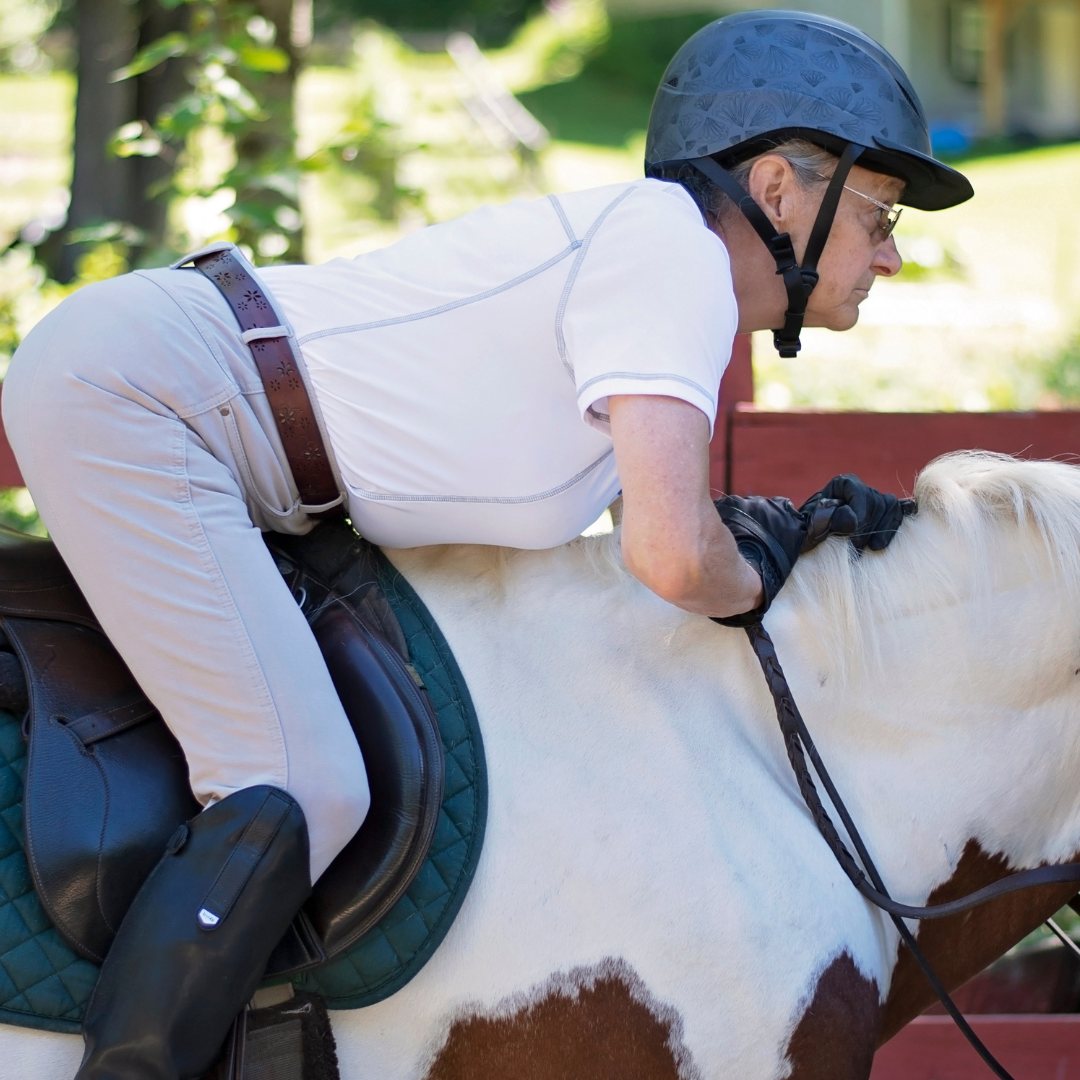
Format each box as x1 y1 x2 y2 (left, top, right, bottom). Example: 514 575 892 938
710 336 1080 505
0 385 20 489
870 1015 1080 1079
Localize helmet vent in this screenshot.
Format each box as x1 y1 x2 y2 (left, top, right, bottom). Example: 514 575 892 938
666 76 678 88
897 82 920 114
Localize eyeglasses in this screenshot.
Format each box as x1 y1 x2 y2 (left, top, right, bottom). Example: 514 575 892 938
843 185 902 240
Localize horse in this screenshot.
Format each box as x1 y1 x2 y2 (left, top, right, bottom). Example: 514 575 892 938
3 449 1080 1080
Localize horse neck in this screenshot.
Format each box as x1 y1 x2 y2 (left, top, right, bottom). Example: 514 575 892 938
772 519 1080 909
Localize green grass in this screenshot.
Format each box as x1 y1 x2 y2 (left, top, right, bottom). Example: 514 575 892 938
519 11 718 148
518 72 652 147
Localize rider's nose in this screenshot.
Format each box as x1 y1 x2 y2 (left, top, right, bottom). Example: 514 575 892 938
874 236 902 278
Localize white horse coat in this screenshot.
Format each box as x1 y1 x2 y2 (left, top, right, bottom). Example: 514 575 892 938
7 451 1080 1079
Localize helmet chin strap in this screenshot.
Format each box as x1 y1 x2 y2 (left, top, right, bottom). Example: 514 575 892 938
688 143 862 358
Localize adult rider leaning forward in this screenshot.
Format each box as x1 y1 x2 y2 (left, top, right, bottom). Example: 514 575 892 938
2 10 972 1078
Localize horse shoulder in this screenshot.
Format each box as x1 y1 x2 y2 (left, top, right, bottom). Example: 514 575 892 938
880 838 1080 1042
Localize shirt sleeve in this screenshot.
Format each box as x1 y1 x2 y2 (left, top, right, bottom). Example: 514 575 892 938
561 182 738 439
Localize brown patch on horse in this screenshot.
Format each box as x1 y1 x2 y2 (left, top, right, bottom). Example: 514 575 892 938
785 952 881 1080
424 961 691 1080
879 838 1080 1043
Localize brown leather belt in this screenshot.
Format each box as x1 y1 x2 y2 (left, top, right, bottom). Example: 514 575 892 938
192 247 344 518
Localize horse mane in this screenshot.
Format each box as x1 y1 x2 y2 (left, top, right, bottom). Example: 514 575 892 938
785 450 1080 680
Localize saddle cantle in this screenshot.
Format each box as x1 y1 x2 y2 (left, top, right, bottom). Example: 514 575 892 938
0 520 443 978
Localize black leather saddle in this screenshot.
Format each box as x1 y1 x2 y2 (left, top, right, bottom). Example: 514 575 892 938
0 519 443 978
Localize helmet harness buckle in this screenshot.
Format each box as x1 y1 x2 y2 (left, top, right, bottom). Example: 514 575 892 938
686 142 862 358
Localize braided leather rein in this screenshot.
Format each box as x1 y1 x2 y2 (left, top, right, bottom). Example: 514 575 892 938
747 623 1080 1080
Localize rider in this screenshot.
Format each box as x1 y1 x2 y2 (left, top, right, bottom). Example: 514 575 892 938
2 9 972 1078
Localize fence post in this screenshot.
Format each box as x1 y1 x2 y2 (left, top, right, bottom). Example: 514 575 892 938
709 333 753 496
0 385 23 489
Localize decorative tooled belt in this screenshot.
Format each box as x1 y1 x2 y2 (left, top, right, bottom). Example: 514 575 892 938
183 245 344 519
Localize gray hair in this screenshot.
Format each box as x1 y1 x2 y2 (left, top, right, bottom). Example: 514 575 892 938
663 139 838 222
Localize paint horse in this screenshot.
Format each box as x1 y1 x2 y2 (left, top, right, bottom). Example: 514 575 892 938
4 450 1080 1080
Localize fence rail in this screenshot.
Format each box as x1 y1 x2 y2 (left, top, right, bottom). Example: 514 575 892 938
710 337 1080 504
870 1015 1080 1080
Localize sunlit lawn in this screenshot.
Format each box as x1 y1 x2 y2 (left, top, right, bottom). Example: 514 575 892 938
2 71 1080 411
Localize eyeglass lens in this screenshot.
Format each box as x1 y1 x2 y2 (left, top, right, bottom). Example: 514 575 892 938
880 206 901 239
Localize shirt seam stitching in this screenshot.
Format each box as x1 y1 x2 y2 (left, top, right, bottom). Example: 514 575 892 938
576 370 713 402
547 193 577 243
295 243 580 345
554 186 637 380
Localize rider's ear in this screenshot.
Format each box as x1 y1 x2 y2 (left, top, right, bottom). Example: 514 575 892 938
745 155 795 229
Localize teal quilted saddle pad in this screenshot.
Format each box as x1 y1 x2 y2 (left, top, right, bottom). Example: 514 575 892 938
0 549 487 1034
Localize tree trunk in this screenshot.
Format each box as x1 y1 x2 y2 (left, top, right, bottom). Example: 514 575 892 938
60 0 136 281
128 0 190 265
233 0 304 263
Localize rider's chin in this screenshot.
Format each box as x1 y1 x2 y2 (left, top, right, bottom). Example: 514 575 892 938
824 304 861 332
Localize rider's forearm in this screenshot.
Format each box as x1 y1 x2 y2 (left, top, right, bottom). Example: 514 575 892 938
622 501 764 617
608 393 764 619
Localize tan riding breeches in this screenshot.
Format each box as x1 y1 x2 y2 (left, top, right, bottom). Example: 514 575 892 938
2 267 370 881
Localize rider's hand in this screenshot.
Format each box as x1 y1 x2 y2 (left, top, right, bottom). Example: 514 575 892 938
711 494 807 627
799 475 913 553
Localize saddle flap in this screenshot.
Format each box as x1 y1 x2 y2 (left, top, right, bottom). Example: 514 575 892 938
4 616 200 962
0 524 97 627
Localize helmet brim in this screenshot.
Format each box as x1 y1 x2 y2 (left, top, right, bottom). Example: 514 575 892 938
865 136 974 211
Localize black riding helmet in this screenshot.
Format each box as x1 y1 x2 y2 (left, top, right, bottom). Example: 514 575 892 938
644 10 974 357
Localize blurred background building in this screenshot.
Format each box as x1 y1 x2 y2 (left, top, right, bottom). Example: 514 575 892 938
602 0 1080 145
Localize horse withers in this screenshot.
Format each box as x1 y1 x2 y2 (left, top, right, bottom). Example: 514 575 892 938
3 450 1080 1080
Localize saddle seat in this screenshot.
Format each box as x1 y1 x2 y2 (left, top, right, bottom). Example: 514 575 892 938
0 520 443 979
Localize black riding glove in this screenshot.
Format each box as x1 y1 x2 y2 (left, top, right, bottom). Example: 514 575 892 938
711 478 915 628
711 494 808 628
799 474 913 553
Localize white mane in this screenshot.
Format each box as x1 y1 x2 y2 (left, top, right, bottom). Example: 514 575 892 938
785 451 1080 681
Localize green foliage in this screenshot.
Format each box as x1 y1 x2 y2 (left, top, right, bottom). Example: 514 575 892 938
111 32 189 82
0 0 60 74
305 92 421 222
585 11 718 96
1042 332 1080 404
0 488 44 536
519 11 717 146
112 1 304 263
325 0 544 48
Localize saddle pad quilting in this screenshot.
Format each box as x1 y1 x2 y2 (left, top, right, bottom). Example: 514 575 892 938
0 548 487 1032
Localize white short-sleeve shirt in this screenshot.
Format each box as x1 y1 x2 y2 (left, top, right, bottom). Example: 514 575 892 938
259 178 737 549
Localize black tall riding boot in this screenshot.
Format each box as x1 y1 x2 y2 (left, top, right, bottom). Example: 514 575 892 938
76 785 312 1080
